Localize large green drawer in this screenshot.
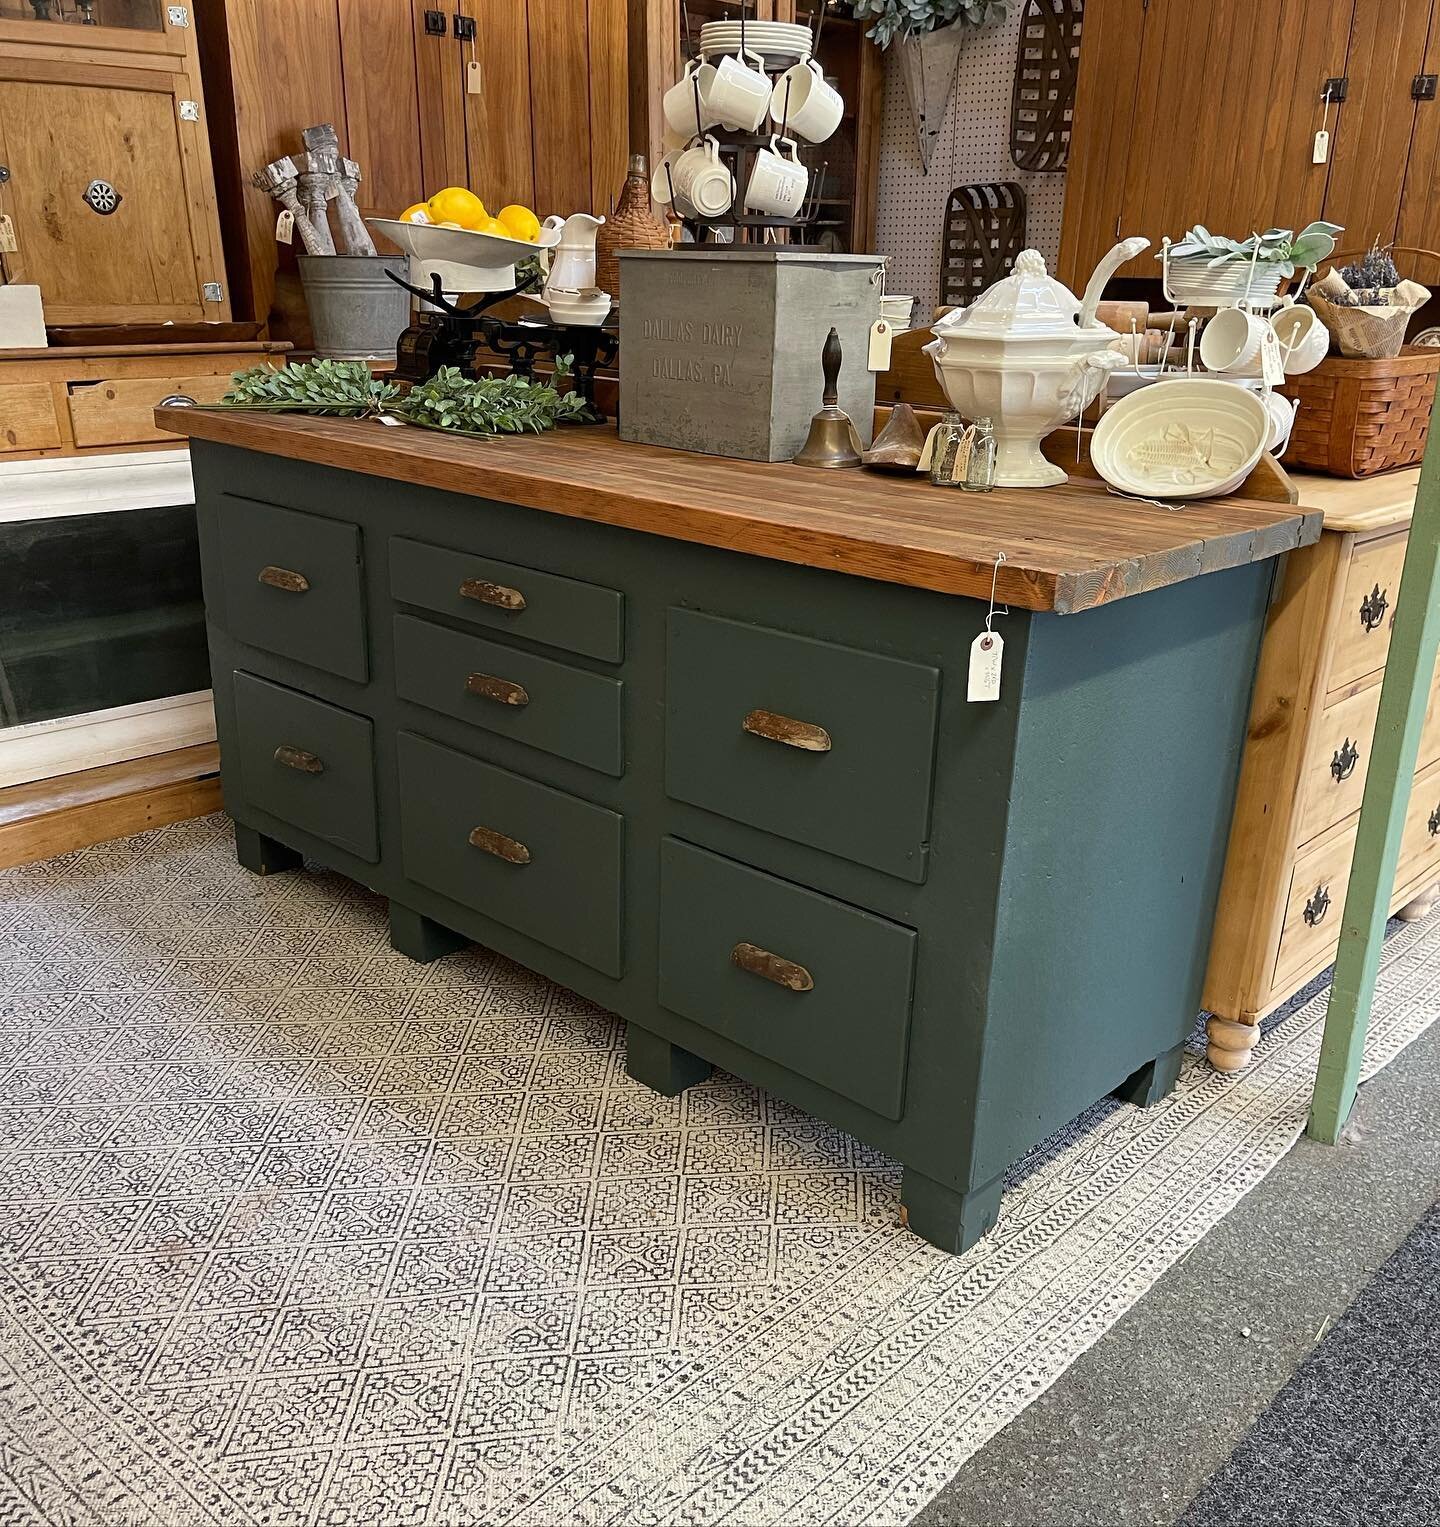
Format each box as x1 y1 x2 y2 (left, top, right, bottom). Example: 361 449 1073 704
397 731 624 977
232 672 378 861
393 614 623 776
218 497 367 681
658 838 917 1119
390 536 624 662
665 609 940 882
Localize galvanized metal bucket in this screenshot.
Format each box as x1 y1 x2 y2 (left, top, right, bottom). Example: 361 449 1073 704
298 254 411 361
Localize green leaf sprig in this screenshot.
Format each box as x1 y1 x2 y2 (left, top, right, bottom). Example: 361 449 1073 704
1164 221 1344 279
218 359 401 415
851 0 1007 49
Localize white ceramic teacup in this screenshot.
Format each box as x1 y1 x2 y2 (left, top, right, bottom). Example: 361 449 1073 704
663 60 716 136
1259 388 1299 453
1270 302 1330 376
544 286 612 328
1199 306 1268 375
651 147 688 205
743 136 808 216
672 134 734 217
769 58 843 142
699 48 771 133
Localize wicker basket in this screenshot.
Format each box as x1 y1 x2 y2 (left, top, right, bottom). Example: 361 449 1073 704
1278 346 1440 477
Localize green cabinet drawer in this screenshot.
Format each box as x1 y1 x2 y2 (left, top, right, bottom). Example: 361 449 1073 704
390 536 624 662
232 671 378 861
393 614 623 776
218 497 367 681
665 609 940 882
397 731 624 977
658 838 917 1119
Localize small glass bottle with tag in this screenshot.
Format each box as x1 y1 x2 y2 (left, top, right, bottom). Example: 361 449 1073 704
962 416 997 492
929 410 969 488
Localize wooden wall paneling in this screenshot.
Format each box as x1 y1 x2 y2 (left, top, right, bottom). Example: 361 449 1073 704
1056 0 1147 287
338 0 423 222
630 0 678 183
410 0 467 194
852 26 884 251
527 0 591 215
461 0 535 211
1322 0 1433 253
1397 2 1440 250
588 0 629 214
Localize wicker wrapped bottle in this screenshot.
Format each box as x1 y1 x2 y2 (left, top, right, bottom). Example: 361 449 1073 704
595 154 670 299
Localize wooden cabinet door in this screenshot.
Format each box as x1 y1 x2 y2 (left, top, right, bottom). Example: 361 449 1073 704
1397 2 1440 250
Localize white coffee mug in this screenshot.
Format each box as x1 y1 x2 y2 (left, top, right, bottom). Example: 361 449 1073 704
1270 302 1330 376
672 135 734 217
1260 388 1299 454
699 48 771 133
769 58 843 143
1199 306 1268 375
663 60 716 136
651 147 688 205
743 136 808 216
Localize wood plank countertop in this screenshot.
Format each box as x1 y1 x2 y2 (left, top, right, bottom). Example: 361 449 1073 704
158 411 1323 615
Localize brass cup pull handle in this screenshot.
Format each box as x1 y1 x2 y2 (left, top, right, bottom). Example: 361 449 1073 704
1330 738 1360 783
731 941 814 992
742 708 832 753
466 672 529 706
274 744 323 774
460 578 526 611
258 564 310 594
468 825 531 864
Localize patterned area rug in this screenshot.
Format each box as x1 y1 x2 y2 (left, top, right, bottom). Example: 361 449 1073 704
2 814 1437 1527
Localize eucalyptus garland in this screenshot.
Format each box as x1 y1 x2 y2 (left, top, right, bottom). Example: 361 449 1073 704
217 360 587 438
851 0 1007 49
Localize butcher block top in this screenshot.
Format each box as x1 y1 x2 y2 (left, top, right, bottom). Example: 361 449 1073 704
159 411 1322 615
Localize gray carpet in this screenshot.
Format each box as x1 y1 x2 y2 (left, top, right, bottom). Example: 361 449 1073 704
1180 1199 1440 1527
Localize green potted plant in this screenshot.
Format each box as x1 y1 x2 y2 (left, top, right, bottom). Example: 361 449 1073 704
850 1 1009 171
1160 221 1343 307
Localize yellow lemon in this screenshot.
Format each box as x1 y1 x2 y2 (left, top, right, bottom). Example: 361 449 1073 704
475 216 513 238
496 204 541 243
426 187 487 229
398 202 431 224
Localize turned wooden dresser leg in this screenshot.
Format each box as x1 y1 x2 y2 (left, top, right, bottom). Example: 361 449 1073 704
388 903 467 963
626 1025 712 1096
1395 881 1440 923
234 823 302 876
1114 1041 1187 1107
1206 1014 1261 1073
899 1169 1004 1254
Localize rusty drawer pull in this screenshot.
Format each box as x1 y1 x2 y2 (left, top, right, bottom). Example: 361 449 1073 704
731 941 814 992
274 744 324 774
1330 737 1360 783
468 825 531 865
1429 807 1440 838
258 565 310 594
466 672 529 706
459 578 526 611
1303 884 1332 927
1359 584 1389 633
741 708 832 753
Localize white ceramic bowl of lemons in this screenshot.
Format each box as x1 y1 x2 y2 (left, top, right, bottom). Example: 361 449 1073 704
368 188 559 296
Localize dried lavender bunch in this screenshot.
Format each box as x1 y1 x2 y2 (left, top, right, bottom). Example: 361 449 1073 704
1337 242 1402 295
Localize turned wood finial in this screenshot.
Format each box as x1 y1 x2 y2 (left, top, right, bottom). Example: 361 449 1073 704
1206 1015 1261 1073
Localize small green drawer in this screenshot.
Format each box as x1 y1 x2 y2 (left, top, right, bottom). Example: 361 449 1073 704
218 497 367 681
397 731 624 977
665 609 940 882
658 838 917 1120
393 614 623 776
390 536 624 662
232 672 378 861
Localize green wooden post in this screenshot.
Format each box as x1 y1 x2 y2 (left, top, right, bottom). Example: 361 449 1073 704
1309 425 1440 1143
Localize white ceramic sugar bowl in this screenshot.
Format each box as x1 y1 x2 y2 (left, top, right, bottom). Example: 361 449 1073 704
923 247 1129 488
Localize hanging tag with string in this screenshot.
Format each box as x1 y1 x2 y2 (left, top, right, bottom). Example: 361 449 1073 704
968 552 1007 702
868 261 893 371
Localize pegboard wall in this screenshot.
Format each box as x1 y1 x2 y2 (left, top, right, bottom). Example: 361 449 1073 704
875 10 1068 310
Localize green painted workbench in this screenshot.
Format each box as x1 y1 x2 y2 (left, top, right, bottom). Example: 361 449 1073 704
163 411 1319 1253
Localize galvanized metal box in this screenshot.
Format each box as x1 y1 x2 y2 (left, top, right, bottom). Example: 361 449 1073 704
617 249 883 462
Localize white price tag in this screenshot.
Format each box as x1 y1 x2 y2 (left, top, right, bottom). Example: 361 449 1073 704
1312 128 1330 164
467 59 483 95
867 318 893 371
275 209 294 244
376 414 404 427
1260 325 1285 387
968 631 1004 702
917 421 942 472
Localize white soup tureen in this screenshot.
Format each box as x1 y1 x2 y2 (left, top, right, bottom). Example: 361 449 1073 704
923 239 1149 487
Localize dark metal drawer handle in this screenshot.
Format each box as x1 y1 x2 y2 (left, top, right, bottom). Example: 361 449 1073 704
258 565 310 594
466 672 529 706
460 578 526 611
1359 584 1389 633
274 744 323 774
1303 885 1332 927
1330 738 1360 783
1429 807 1439 838
742 709 832 753
468 825 531 864
731 941 814 992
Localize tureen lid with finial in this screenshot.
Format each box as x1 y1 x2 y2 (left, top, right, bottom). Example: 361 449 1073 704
935 248 1095 340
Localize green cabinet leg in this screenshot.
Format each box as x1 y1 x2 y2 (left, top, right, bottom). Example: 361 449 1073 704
389 903 467 963
901 1168 1004 1254
1113 1041 1186 1108
234 823 302 876
626 1024 712 1096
